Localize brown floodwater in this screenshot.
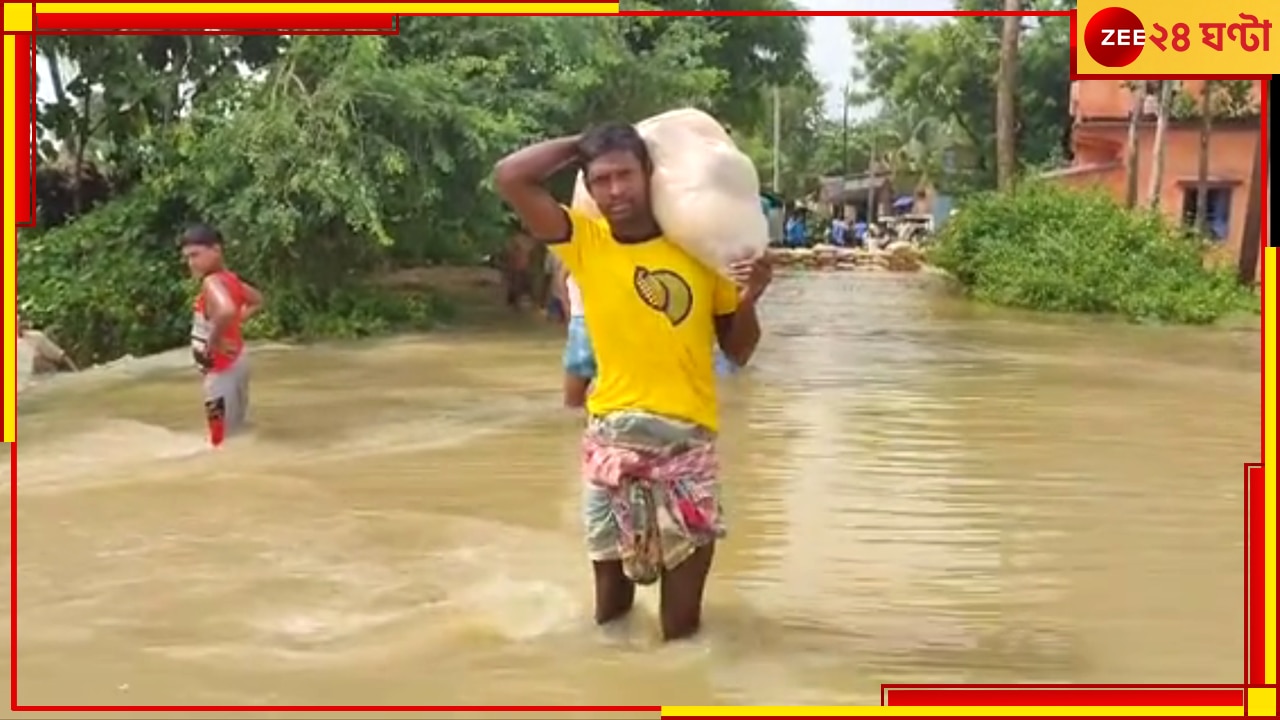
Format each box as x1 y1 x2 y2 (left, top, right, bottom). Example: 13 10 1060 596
5 272 1259 710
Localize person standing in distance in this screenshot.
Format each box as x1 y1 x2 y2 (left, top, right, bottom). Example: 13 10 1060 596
493 124 772 642
180 225 263 447
16 313 78 374
559 263 596 408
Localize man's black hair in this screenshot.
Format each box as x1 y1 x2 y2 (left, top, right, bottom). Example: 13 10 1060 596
577 122 652 173
180 223 223 248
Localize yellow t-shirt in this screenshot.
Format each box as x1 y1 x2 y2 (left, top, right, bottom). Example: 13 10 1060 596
550 208 740 432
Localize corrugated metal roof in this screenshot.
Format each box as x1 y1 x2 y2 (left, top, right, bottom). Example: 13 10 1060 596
818 174 892 202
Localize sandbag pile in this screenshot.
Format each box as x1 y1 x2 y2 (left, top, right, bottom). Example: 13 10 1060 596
767 242 924 273
572 108 768 275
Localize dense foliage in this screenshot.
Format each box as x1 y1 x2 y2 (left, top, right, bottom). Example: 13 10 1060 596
929 183 1257 324
846 0 1073 190
25 6 1257 364
27 12 815 363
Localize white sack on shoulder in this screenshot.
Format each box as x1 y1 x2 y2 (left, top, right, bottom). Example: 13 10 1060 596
571 108 770 275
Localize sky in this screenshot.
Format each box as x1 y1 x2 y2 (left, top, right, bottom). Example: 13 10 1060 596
797 0 952 118
38 4 957 118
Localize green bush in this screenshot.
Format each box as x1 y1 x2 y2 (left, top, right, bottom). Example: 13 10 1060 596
19 186 194 364
928 182 1258 324
243 282 452 342
19 185 453 366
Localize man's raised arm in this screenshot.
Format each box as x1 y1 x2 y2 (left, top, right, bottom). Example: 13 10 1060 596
493 135 582 243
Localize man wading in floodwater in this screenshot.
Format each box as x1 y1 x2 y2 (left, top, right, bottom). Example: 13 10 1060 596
181 225 263 447
494 124 772 641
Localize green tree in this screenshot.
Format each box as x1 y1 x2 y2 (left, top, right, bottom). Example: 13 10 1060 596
870 105 956 188
849 0 1071 188
37 36 282 207
736 78 831 196
621 0 812 132
25 18 784 364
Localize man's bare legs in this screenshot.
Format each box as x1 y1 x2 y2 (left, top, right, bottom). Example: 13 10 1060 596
590 542 714 640
592 560 635 624
659 542 715 641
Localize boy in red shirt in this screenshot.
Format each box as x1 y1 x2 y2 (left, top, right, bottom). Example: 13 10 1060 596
180 225 263 446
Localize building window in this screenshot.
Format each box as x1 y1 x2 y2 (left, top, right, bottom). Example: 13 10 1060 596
1181 187 1233 241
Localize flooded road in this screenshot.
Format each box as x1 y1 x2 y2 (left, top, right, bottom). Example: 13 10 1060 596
7 273 1257 706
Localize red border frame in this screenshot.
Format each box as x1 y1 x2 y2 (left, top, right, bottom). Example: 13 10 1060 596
3 5 1271 713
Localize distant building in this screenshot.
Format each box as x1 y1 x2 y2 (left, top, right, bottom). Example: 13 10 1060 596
1046 79 1262 280
818 172 893 223
818 171 955 237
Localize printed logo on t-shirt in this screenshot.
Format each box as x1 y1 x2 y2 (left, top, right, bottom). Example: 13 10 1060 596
633 266 693 326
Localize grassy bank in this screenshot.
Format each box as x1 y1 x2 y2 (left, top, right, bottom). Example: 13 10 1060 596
21 246 524 368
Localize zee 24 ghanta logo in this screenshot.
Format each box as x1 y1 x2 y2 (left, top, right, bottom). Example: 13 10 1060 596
1084 6 1272 67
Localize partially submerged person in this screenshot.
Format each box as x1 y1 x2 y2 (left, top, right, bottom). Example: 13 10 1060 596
528 238 553 313
559 265 596 408
16 313 77 374
866 221 889 250
713 344 738 377
545 249 568 324
500 229 536 311
784 211 808 248
180 224 263 447
493 123 772 641
829 214 850 247
852 217 869 247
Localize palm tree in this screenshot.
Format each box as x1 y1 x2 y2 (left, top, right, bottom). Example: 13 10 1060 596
1236 134 1262 285
1146 81 1173 209
853 109 955 224
37 44 113 216
1194 81 1216 236
878 107 950 184
1122 81 1146 208
995 0 1021 191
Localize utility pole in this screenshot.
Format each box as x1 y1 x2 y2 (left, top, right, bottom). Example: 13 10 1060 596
841 83 850 177
865 132 876 224
995 0 1022 192
1147 80 1171 209
771 85 781 194
1236 133 1262 285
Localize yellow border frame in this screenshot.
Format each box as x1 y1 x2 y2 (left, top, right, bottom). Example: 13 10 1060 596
4 30 18 429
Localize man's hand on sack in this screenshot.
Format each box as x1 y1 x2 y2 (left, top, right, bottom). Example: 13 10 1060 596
728 255 773 304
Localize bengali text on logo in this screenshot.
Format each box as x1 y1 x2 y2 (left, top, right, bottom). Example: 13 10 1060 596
1079 2 1274 73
